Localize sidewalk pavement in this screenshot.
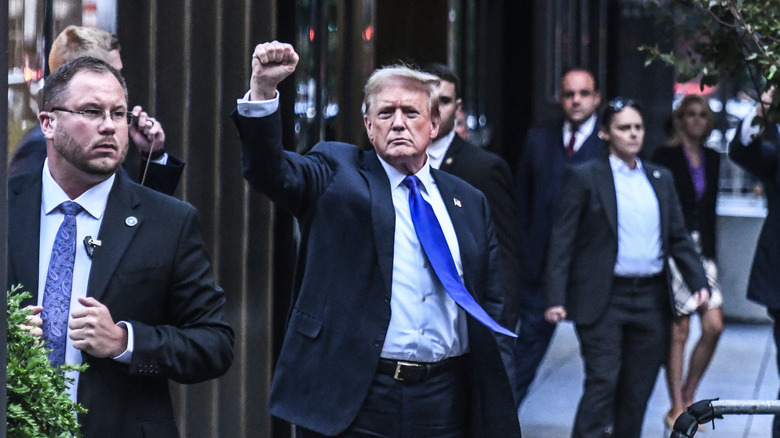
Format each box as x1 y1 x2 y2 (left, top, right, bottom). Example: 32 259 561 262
518 317 779 437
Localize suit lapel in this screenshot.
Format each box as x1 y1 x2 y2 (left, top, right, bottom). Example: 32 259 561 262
644 163 669 243
87 174 141 302
432 170 478 297
8 172 44 304
440 135 464 172
360 152 395 296
593 157 618 238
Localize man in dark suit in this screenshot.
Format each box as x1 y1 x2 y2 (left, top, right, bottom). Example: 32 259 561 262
544 99 708 438
729 90 780 437
422 63 522 383
9 25 184 196
8 57 234 437
232 41 519 437
513 67 604 405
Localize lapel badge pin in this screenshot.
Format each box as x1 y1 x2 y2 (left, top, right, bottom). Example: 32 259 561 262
652 170 661 179
453 198 462 207
445 157 454 166
125 216 139 227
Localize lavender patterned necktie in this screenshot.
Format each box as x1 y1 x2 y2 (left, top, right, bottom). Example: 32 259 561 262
42 201 83 367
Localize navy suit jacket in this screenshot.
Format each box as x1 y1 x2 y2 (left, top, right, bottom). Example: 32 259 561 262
516 120 604 293
439 134 523 321
9 125 185 196
8 170 234 438
545 156 708 326
233 110 520 437
729 124 780 308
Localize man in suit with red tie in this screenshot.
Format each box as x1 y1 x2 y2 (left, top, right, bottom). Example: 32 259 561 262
232 41 520 437
513 67 605 405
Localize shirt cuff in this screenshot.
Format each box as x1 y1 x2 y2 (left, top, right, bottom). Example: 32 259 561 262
236 90 279 118
143 152 169 165
740 106 764 146
112 321 134 364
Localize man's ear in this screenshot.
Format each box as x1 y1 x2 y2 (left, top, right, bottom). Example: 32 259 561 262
363 114 374 144
430 115 440 140
39 112 56 139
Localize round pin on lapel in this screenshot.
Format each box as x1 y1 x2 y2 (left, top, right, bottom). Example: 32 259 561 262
125 216 138 227
652 170 661 179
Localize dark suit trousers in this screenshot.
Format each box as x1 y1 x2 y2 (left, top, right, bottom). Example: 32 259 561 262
297 357 470 438
513 283 557 405
573 277 670 438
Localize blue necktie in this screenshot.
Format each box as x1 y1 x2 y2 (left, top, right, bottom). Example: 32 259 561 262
402 175 516 338
42 201 83 367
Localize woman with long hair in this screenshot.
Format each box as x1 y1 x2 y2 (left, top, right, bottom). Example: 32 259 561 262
652 94 724 429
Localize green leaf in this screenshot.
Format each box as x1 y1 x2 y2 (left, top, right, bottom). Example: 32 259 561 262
6 285 87 437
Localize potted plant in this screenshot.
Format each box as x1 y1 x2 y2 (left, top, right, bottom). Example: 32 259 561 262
6 284 86 437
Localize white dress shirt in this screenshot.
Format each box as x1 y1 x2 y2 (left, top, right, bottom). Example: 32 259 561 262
427 130 457 170
377 157 469 362
609 155 664 276
39 159 133 403
739 104 779 146
563 114 597 153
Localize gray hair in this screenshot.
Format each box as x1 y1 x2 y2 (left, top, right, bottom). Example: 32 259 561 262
363 65 441 118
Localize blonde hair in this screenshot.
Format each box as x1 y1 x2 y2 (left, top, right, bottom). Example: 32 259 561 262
363 65 441 118
49 25 120 72
665 94 715 147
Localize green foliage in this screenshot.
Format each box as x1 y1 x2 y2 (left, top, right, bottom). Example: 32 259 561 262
641 0 780 124
7 285 87 438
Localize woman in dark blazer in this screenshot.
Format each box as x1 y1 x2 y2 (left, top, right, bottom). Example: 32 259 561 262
652 94 724 430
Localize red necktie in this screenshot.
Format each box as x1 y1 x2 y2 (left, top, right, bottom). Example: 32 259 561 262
566 130 576 158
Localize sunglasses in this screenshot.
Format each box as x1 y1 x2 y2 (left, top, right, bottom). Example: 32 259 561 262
607 97 637 112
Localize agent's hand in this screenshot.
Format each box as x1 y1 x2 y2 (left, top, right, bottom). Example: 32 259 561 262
21 305 43 338
129 105 166 159
545 306 567 324
250 41 299 101
760 86 776 114
693 287 711 312
69 297 127 358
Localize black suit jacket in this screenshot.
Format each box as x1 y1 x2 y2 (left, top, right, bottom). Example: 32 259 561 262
545 156 708 326
729 124 780 308
233 110 520 437
439 134 523 320
651 145 720 258
516 121 605 292
8 170 234 438
8 125 185 196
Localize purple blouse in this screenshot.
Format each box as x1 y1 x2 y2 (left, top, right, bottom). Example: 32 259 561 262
683 146 706 201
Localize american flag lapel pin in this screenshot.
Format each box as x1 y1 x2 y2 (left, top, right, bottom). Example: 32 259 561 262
453 198 462 207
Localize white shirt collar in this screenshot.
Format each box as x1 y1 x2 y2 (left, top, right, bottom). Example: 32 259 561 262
42 158 115 219
376 154 435 193
427 130 457 168
609 154 644 174
564 113 598 138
